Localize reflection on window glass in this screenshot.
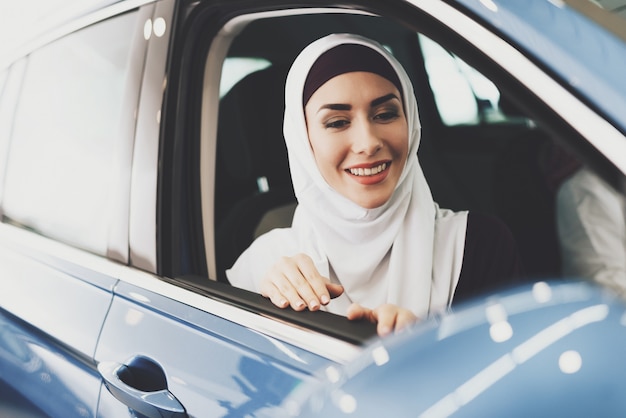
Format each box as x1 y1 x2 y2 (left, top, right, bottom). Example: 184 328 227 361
419 34 505 126
220 57 271 98
0 70 7 98
0 67 11 202
593 0 626 20
2 12 138 255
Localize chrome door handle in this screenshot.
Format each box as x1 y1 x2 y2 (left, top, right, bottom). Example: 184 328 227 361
98 356 187 418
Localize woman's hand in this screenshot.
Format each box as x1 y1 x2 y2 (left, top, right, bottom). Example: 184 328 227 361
347 303 418 336
260 253 344 311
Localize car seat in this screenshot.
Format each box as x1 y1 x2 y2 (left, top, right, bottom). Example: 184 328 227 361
215 64 296 282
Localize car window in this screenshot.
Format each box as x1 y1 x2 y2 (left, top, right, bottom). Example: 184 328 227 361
212 12 542 281
419 34 529 127
0 70 7 96
195 6 626 333
0 66 14 201
220 57 271 98
1 11 138 256
590 0 626 19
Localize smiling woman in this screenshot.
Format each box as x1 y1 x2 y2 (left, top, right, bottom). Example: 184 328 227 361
226 33 523 336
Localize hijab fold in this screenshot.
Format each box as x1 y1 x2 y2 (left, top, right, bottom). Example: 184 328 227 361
227 34 468 318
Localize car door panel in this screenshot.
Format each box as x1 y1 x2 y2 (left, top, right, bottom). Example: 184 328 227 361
96 279 330 417
0 228 118 417
0 227 118 357
0 309 103 418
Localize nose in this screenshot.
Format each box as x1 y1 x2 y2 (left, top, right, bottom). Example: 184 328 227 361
351 118 382 156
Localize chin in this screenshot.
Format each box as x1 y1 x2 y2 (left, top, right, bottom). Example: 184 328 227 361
353 194 392 210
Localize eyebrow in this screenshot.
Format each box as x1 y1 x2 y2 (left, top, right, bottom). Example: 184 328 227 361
318 103 352 112
370 93 400 107
316 93 401 114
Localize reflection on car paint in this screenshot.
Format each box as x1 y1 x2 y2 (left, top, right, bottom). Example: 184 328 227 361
0 309 100 417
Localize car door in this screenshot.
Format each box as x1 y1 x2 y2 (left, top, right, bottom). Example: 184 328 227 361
0 4 151 418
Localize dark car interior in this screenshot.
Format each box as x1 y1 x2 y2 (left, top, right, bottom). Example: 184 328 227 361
213 12 564 285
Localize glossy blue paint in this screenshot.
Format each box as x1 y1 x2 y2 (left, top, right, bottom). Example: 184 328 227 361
290 281 626 416
0 246 116 358
450 0 626 133
0 309 102 418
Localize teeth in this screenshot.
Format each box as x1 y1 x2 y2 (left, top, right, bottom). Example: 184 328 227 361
349 163 387 176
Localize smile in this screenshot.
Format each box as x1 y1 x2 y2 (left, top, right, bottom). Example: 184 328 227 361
347 162 388 177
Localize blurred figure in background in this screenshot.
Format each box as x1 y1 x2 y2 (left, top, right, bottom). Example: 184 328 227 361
545 143 626 296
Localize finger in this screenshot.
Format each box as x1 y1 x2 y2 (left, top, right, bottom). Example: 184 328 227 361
275 256 321 310
291 254 345 304
266 259 308 311
372 305 397 337
394 310 418 332
346 303 374 322
292 254 332 308
259 280 289 309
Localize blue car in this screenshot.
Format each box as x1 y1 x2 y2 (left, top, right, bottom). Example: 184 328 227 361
0 0 625 417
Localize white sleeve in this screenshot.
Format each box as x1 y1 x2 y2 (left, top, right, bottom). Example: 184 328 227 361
556 167 626 295
225 228 298 293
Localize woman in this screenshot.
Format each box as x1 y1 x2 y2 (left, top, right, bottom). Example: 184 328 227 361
227 34 521 335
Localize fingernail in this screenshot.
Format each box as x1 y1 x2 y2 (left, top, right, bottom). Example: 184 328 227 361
279 299 288 308
309 300 319 310
321 295 330 305
295 300 306 310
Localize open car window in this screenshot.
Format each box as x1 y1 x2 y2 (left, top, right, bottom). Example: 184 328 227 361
176 6 626 345
211 11 551 284
419 33 533 127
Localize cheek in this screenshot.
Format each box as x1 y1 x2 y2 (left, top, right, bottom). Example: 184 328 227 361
308 130 345 171
399 137 409 160
382 124 409 160
314 144 345 174
396 120 410 160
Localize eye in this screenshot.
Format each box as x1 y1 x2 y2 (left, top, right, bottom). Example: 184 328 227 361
324 118 350 129
373 110 400 122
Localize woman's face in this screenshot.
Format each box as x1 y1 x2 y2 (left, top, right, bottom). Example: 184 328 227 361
305 71 409 209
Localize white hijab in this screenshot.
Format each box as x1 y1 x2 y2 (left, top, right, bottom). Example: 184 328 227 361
227 34 468 318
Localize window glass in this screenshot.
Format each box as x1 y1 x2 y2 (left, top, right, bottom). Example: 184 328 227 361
0 70 7 96
2 11 138 255
0 68 10 202
419 34 507 126
220 57 271 98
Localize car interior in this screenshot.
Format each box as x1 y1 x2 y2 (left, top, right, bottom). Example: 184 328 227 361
212 12 565 285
